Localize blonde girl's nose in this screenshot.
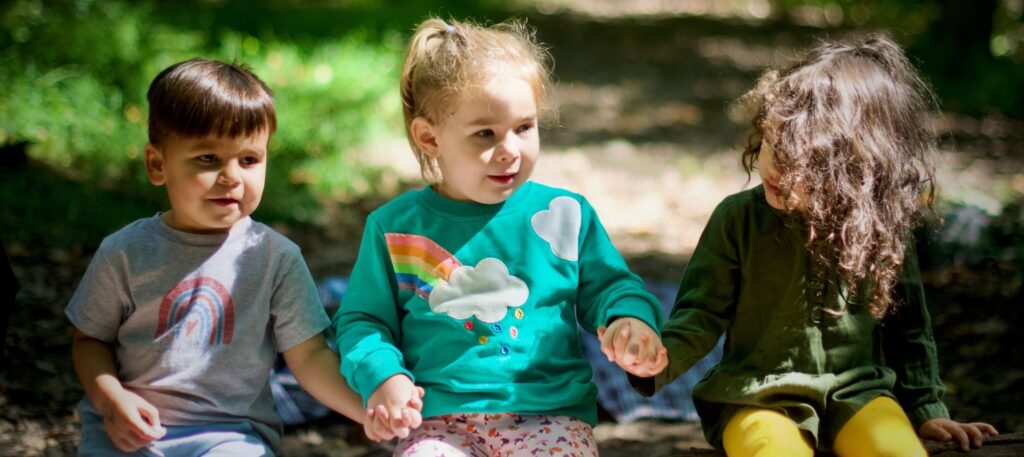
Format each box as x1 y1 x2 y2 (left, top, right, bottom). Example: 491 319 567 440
496 135 520 162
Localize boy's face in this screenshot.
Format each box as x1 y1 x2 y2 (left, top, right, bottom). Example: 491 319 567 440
145 131 269 233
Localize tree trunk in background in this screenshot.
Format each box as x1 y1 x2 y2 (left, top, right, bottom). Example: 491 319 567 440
935 0 997 76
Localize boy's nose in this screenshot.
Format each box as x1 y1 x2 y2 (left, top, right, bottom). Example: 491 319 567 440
218 163 241 186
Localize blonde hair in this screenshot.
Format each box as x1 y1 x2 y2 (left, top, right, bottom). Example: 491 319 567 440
400 17 553 182
736 34 939 318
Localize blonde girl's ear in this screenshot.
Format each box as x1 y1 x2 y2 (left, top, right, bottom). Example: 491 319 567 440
410 117 441 158
144 144 167 186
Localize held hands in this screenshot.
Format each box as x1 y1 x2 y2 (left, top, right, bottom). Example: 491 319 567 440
100 388 166 452
919 418 998 451
597 317 668 377
365 374 425 441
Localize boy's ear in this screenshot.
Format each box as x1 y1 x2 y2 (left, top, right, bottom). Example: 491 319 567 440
144 144 166 186
410 117 440 158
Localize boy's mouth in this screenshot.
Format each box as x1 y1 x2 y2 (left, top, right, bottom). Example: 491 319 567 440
210 198 240 206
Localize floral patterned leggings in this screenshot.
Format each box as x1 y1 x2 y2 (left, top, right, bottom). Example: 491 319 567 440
394 413 599 457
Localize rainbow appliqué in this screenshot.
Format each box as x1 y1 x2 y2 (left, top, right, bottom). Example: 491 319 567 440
386 234 462 300
155 276 235 345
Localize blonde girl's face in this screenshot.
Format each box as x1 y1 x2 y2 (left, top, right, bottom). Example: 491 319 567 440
413 75 540 204
758 139 806 211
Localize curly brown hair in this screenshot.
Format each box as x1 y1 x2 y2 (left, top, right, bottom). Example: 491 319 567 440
736 34 939 318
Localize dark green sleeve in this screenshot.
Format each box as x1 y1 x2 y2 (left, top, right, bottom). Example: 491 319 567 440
881 243 950 427
632 200 739 395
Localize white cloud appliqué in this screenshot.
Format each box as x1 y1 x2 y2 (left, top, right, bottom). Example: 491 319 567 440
428 258 529 323
531 196 582 261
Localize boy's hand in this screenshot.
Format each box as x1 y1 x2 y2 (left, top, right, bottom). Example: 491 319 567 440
365 375 424 440
919 418 998 451
101 389 166 452
598 317 668 377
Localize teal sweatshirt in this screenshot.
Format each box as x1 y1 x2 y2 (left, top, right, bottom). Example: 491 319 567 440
631 186 949 450
332 182 663 424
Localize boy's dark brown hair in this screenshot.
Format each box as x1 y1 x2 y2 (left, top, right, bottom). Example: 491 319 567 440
147 58 276 147
736 34 939 318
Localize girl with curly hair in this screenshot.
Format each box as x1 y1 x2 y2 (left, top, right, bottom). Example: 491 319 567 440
632 35 997 456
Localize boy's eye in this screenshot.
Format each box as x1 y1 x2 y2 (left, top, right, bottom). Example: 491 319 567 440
515 123 534 134
197 155 217 163
240 156 260 166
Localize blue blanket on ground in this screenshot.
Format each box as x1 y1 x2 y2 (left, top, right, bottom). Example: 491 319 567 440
270 277 722 425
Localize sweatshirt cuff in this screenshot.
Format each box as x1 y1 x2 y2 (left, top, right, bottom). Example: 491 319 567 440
906 401 950 428
605 297 662 335
350 348 414 405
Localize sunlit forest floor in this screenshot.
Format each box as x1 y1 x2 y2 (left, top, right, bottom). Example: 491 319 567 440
3 5 1024 456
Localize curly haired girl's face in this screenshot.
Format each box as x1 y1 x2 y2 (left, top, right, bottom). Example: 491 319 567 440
758 140 806 211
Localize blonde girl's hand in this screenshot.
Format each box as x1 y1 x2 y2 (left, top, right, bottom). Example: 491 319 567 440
597 317 668 377
919 418 998 451
101 389 166 452
365 376 424 440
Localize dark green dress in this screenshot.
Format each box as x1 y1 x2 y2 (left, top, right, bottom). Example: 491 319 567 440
632 185 949 451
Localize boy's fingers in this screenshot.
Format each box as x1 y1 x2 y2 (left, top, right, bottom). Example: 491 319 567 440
598 326 615 361
408 392 424 411
409 408 423 429
614 323 631 362
137 405 165 439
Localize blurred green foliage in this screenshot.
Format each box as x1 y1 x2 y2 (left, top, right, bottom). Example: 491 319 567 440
1 0 1021 250
771 0 1024 116
0 0 515 248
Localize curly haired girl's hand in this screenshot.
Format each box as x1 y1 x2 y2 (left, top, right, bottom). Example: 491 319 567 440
919 418 998 451
598 317 668 377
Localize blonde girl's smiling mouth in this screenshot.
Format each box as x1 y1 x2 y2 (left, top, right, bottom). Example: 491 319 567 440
488 173 517 185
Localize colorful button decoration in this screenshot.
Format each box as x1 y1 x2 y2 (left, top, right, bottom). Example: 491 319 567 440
491 324 502 333
510 326 518 339
464 321 474 331
500 345 510 355
514 309 524 319
478 336 488 345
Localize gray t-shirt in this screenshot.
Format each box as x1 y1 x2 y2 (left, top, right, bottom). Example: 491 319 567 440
66 214 329 452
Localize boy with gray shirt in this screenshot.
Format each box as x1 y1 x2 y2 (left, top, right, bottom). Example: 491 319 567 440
66 58 368 456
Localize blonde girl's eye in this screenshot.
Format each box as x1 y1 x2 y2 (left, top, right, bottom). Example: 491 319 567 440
474 129 495 139
515 122 535 134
